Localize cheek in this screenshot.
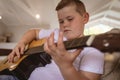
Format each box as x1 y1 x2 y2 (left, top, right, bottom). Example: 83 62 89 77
59 26 64 31
73 18 83 26
72 25 84 34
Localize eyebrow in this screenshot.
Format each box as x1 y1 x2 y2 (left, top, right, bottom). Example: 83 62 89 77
58 15 74 21
66 16 73 18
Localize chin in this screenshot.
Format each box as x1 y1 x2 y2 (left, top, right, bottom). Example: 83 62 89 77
64 33 78 40
65 36 75 40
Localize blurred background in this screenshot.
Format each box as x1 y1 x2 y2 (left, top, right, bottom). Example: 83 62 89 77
0 0 119 42
0 1 120 80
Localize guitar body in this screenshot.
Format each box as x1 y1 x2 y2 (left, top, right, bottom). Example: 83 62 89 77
6 53 51 80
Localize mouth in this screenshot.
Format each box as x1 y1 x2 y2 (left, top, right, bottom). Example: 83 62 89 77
64 30 70 33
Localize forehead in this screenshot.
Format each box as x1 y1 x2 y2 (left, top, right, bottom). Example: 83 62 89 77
57 5 78 19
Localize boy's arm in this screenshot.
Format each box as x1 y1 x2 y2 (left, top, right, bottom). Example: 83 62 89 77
8 29 40 62
18 29 40 45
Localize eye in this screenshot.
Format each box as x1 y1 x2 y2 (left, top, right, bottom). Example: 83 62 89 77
67 17 73 21
59 20 64 24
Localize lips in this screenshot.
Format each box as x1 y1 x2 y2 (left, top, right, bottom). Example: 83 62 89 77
64 30 70 33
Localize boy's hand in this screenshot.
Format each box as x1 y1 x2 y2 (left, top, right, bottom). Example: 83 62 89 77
7 42 26 62
44 31 82 68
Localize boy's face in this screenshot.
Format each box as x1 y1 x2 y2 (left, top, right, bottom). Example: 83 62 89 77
57 5 89 40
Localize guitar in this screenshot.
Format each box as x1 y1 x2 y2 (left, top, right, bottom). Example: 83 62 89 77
0 28 120 80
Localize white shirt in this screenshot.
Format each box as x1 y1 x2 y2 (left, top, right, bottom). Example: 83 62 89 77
29 28 104 80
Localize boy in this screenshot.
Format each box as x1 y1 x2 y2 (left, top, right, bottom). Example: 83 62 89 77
2 0 104 80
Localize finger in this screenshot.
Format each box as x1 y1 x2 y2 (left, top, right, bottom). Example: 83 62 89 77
8 51 15 62
57 31 65 50
44 41 52 54
47 32 56 51
20 46 25 54
15 48 21 59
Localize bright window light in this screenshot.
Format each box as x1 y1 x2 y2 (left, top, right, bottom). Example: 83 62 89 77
35 14 40 19
0 16 2 19
84 24 113 35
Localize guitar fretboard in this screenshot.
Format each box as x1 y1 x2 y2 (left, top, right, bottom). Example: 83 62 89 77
25 36 90 55
24 28 120 55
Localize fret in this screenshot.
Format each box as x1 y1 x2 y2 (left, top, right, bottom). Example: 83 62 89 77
63 36 90 50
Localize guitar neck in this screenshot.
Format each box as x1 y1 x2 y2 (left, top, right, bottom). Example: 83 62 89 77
25 36 90 55
25 29 120 55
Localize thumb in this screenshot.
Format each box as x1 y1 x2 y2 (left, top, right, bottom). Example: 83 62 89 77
72 49 82 59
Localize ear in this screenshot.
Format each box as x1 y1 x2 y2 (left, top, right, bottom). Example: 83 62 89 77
83 13 89 24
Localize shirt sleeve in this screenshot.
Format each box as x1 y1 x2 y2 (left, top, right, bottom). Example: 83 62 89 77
38 29 54 39
79 47 104 74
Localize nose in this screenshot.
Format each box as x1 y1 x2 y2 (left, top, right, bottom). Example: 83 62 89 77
63 20 69 28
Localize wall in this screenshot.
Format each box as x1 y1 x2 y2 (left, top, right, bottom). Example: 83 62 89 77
0 22 6 35
6 23 50 42
4 0 60 42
